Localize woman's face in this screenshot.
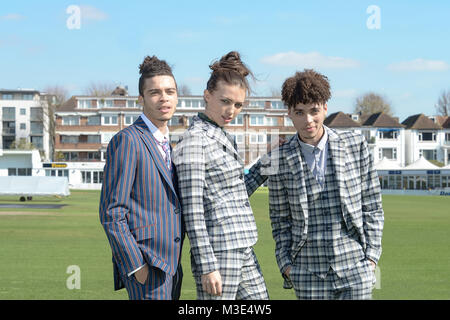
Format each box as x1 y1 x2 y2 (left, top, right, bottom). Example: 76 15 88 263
204 81 246 127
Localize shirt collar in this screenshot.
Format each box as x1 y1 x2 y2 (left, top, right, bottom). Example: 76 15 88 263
297 127 328 153
140 113 169 143
198 112 223 130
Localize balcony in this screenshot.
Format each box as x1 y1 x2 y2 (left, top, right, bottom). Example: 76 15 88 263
2 127 16 135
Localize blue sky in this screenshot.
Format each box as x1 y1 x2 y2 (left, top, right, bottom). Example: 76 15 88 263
1 0 450 121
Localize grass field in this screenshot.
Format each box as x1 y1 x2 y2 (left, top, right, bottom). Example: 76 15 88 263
0 189 449 300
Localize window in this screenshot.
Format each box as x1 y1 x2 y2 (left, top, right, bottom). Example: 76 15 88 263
102 115 118 125
78 100 93 109
2 107 15 120
420 149 437 161
284 117 294 127
378 129 398 139
229 115 243 126
168 116 183 126
81 170 103 184
22 94 33 100
30 136 43 149
125 114 139 125
271 101 286 109
20 123 26 130
248 100 265 108
61 135 79 144
418 131 436 142
8 168 32 176
30 107 43 119
250 133 266 144
87 116 101 125
30 122 43 134
20 108 26 115
265 117 279 126
234 133 244 144
105 100 113 108
250 115 264 126
63 116 80 125
127 100 136 108
2 94 13 100
379 148 397 160
87 135 101 143
445 133 450 142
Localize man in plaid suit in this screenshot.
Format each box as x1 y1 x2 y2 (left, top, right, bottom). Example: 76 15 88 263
264 69 384 299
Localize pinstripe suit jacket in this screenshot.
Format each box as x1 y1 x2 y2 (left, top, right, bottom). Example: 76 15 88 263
173 115 263 275
99 116 183 290
266 126 384 276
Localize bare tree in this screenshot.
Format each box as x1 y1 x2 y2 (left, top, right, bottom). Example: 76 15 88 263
354 92 393 116
178 83 192 96
40 85 70 161
85 81 116 96
436 89 450 116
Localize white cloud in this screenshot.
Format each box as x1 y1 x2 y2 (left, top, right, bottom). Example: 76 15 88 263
388 58 449 72
80 5 108 21
0 13 25 20
260 51 360 69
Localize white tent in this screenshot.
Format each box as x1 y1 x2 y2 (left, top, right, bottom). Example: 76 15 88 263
375 158 403 170
404 157 439 170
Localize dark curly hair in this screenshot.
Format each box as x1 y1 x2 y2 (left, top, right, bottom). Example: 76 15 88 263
281 69 331 108
138 55 176 96
206 51 254 96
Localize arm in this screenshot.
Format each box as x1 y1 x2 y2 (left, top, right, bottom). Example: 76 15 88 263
173 133 219 275
245 158 268 197
268 168 293 276
99 132 145 276
359 138 384 264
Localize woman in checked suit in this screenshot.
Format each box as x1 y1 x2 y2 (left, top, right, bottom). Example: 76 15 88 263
173 51 269 300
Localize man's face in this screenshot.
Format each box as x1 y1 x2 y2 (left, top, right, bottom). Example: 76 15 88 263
288 102 328 146
138 75 178 129
203 81 246 127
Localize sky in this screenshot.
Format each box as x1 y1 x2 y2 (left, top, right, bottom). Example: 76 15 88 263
1 0 450 121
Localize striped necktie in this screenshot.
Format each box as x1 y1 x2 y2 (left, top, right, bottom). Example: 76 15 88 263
160 137 171 170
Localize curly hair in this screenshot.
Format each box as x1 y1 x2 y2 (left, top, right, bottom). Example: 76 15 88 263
281 69 331 108
138 55 176 96
206 51 255 96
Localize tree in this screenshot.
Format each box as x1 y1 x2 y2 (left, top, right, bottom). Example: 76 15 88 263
84 81 116 96
40 85 69 161
435 89 450 116
177 83 192 96
354 92 393 116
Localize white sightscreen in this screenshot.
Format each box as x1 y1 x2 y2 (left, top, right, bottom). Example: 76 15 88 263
0 176 70 196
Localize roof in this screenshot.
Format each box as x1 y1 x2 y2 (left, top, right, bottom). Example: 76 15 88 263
404 157 439 169
401 114 442 130
324 112 361 128
362 112 404 128
442 117 450 129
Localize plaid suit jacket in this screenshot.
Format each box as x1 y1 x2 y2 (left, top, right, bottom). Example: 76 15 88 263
173 116 261 275
99 117 183 290
266 126 384 275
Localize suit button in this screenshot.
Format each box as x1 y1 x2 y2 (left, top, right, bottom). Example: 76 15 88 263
239 174 244 180
174 208 180 214
174 237 180 243
245 201 250 207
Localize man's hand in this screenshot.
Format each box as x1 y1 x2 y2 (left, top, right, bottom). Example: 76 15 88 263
368 259 376 271
201 271 222 296
284 265 292 279
134 264 149 285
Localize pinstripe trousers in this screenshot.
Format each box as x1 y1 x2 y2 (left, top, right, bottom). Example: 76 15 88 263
121 265 183 300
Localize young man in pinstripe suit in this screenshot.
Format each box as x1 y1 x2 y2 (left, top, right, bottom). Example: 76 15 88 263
99 56 183 300
266 69 384 299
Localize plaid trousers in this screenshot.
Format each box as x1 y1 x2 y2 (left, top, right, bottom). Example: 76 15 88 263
192 247 269 300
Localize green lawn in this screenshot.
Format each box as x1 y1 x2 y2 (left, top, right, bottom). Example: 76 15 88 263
0 189 449 300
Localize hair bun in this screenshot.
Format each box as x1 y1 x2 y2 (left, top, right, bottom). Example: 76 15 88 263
209 51 249 77
139 55 159 75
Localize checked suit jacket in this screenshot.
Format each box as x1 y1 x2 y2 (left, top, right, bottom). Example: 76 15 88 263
263 126 384 277
173 115 265 276
99 116 183 290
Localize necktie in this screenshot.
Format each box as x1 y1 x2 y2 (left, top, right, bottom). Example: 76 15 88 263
160 138 171 171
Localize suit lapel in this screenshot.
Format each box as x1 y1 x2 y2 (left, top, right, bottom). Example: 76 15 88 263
199 117 244 166
326 127 350 225
286 136 309 226
133 117 178 198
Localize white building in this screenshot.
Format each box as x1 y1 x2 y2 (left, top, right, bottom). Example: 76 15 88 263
402 114 443 165
0 89 52 161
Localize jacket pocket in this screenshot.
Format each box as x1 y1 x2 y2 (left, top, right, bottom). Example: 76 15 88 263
130 224 155 241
